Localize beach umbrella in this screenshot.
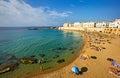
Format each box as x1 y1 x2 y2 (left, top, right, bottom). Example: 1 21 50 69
98 45 103 48
72 66 79 74
83 54 89 59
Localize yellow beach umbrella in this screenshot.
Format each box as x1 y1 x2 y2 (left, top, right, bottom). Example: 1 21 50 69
82 54 89 59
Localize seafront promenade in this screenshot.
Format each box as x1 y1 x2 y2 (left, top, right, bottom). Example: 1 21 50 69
32 30 120 78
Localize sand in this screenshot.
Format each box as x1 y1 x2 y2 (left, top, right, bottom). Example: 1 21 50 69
31 31 120 78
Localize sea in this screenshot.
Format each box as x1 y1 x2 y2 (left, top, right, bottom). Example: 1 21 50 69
0 27 84 78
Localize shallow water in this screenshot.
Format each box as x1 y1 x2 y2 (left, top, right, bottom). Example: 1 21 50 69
0 28 84 78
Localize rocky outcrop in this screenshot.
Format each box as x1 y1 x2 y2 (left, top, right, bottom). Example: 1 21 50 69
53 55 59 59
0 62 19 74
39 54 45 57
57 59 65 63
18 57 37 64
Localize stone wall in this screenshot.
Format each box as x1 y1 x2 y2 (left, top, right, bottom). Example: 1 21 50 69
58 27 120 35
58 27 85 31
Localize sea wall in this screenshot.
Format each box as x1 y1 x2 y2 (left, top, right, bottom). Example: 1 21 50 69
58 27 84 31
58 27 120 35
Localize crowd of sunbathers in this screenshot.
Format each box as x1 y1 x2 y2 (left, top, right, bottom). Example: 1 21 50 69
107 58 120 77
87 32 108 52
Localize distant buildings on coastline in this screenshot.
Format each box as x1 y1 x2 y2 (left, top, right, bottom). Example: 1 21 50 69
59 19 120 35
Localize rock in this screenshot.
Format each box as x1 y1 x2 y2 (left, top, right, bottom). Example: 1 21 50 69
0 67 10 74
52 47 67 51
53 55 59 58
18 57 37 64
0 62 19 74
39 54 45 57
57 47 67 50
57 59 65 63
30 55 35 57
71 51 74 54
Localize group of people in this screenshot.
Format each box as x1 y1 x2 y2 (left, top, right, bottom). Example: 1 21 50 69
87 32 107 52
107 58 120 77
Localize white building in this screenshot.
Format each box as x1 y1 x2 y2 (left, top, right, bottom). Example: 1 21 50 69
109 22 116 28
60 19 120 33
63 23 73 27
82 22 95 28
114 19 120 28
96 22 107 28
73 22 83 27
109 19 120 28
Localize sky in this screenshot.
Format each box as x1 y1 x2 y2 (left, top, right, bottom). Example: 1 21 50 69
0 0 120 27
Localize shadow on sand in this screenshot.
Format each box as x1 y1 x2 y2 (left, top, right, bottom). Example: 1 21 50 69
76 67 88 75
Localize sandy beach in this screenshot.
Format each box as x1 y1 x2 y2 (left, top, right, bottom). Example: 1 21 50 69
31 31 120 78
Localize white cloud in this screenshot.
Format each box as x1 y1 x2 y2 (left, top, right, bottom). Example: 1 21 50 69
0 0 72 26
48 11 72 17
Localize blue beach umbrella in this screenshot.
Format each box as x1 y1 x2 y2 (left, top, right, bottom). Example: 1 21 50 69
72 66 79 74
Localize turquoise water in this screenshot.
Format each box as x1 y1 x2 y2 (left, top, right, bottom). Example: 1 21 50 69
0 28 84 78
